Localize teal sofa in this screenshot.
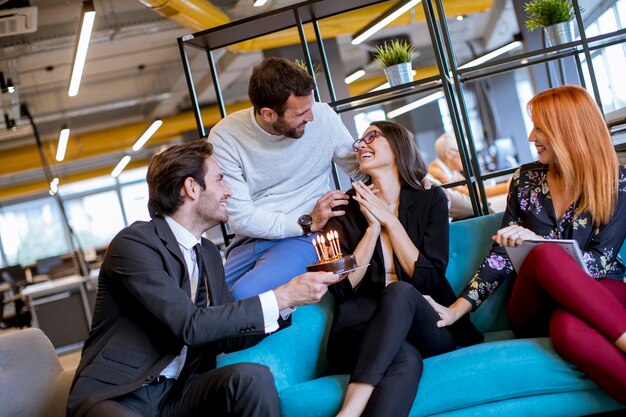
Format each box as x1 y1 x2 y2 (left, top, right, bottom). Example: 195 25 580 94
218 213 626 416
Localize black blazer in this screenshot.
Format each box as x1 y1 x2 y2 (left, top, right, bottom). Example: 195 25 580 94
327 185 483 346
67 216 270 417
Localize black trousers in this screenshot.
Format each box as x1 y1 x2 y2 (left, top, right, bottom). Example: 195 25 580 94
85 363 280 417
328 281 457 417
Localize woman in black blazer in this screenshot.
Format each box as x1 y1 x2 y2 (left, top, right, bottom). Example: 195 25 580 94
325 121 482 417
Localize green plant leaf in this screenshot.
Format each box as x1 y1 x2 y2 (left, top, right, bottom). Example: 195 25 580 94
374 39 415 69
294 59 320 77
524 0 580 31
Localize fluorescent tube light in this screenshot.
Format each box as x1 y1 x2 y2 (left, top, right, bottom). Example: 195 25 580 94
111 155 131 178
369 82 390 92
68 1 96 97
56 127 70 161
49 177 59 195
132 119 163 151
345 69 366 84
253 0 269 6
352 0 422 45
387 91 445 119
458 40 523 70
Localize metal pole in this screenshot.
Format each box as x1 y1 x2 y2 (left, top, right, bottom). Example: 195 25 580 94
178 37 206 138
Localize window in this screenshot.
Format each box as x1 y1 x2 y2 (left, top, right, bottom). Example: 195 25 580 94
0 198 71 265
121 181 151 224
64 191 126 249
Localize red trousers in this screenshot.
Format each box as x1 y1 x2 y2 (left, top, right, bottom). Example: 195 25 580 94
507 244 626 404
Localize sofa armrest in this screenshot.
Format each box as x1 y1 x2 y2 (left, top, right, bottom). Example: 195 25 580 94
217 294 334 392
47 367 76 417
448 213 511 333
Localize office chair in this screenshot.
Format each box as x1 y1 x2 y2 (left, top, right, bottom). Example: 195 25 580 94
0 265 31 328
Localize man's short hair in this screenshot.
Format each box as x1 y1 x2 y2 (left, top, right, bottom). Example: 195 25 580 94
147 140 213 218
248 57 316 116
434 132 458 160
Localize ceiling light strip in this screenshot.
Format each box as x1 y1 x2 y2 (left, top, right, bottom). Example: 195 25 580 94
56 127 70 161
458 40 523 70
387 91 445 119
68 1 96 97
132 119 163 151
345 69 366 84
352 0 422 45
111 155 132 178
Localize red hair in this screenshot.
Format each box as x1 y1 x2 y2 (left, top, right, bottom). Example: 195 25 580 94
528 85 618 226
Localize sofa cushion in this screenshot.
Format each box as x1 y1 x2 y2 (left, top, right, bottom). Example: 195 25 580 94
218 295 334 392
277 337 623 417
0 328 67 417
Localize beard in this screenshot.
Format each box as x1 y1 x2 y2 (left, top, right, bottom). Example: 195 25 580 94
196 194 228 231
273 116 306 139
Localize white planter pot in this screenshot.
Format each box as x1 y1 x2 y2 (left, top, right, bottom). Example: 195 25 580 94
544 21 576 47
383 62 413 87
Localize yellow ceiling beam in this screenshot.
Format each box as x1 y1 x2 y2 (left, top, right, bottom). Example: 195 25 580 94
1 101 251 178
139 0 493 51
0 162 149 201
137 0 231 31
229 0 493 52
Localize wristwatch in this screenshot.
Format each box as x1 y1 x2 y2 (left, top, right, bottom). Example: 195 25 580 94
297 214 313 236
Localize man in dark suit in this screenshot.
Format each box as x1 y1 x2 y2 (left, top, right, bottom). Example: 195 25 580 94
67 140 339 417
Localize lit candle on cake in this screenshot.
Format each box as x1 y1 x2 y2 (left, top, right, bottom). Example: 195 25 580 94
312 238 322 262
307 229 358 273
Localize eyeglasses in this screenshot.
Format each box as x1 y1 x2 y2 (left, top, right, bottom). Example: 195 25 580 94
352 130 384 152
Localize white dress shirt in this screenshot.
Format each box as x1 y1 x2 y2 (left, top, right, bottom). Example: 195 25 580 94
160 216 281 379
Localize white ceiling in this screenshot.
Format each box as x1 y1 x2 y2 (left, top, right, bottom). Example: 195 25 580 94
0 0 518 195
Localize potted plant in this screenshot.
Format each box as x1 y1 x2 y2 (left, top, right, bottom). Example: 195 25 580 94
374 39 415 87
524 0 580 47
294 58 320 78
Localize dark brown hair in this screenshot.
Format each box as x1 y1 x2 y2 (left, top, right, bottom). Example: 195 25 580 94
147 140 213 218
370 120 427 190
248 57 316 116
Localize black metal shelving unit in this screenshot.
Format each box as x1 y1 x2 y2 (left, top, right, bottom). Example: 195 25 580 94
178 0 624 220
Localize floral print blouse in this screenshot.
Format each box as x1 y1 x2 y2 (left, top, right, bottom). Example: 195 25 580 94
460 162 626 310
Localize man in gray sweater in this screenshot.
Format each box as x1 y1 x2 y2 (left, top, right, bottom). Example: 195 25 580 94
208 57 361 300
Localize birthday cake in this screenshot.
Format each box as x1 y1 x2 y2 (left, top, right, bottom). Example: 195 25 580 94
307 230 358 274
307 254 357 273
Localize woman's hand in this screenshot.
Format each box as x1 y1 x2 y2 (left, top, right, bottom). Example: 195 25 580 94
359 204 381 231
423 296 473 328
352 181 397 228
493 225 542 247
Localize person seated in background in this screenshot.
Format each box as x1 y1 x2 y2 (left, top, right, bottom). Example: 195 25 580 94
423 173 474 220
426 85 626 405
429 132 509 198
67 140 342 417
325 121 483 417
208 57 362 301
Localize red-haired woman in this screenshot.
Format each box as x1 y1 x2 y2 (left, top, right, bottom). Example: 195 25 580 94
427 85 626 404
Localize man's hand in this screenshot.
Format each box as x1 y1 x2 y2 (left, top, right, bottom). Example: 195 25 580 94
310 190 350 232
273 272 342 310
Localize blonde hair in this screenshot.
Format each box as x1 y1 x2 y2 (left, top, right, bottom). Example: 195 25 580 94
434 132 458 160
528 85 618 226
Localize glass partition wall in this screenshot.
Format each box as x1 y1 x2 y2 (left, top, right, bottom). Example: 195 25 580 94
178 0 623 231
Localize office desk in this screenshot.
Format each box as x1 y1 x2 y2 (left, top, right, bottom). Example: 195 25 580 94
22 275 92 353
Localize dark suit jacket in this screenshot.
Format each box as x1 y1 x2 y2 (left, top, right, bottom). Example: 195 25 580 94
67 216 271 417
327 185 483 346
